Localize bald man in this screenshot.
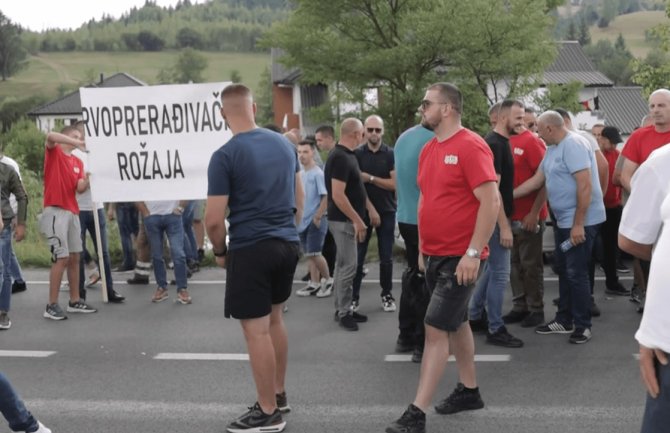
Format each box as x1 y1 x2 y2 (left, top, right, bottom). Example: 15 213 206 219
205 84 303 433
514 111 605 345
325 118 370 331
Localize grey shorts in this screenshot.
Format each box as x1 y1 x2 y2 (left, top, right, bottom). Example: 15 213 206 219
424 255 477 332
39 206 83 259
192 200 205 220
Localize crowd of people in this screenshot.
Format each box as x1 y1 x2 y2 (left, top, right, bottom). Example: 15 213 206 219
1 83 668 433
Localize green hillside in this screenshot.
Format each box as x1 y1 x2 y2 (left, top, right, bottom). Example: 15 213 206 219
590 10 668 57
0 51 270 100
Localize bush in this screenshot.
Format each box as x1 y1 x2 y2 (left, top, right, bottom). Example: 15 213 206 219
137 31 165 51
1 119 46 175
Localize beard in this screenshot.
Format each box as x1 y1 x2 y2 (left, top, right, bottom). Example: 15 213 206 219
421 119 435 131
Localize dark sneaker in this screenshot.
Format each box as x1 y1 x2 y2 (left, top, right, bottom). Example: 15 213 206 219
552 297 560 306
616 262 630 273
351 311 368 323
395 338 414 353
11 281 26 294
502 310 528 324
435 383 484 415
0 311 11 330
535 320 574 334
108 291 126 303
67 300 97 314
300 271 310 282
520 311 545 328
276 391 290 414
605 282 631 296
127 275 149 285
411 346 423 363
339 314 359 331
386 404 426 433
226 402 285 433
590 299 601 317
44 303 67 321
569 327 592 344
486 326 524 348
469 316 488 333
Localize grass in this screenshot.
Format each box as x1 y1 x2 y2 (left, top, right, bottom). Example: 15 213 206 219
590 10 668 57
0 51 271 101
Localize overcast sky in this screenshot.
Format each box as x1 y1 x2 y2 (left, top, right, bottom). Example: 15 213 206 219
3 0 204 32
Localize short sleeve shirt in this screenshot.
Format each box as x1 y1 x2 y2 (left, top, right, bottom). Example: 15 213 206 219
324 145 367 222
354 143 396 214
540 132 606 229
298 166 327 232
621 125 670 165
510 130 548 221
418 128 497 257
394 125 434 225
485 131 514 217
207 128 300 250
43 145 85 215
602 148 622 208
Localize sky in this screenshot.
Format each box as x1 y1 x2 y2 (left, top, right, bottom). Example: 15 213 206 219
3 0 204 32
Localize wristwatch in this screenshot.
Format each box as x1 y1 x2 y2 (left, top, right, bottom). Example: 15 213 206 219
465 248 480 259
213 245 228 257
369 175 375 183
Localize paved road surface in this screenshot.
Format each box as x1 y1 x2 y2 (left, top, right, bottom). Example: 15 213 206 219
0 262 645 433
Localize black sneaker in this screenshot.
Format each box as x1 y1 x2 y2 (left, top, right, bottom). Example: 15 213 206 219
569 328 592 344
276 391 290 414
11 281 26 294
127 275 149 285
435 383 484 415
535 320 574 334
351 311 368 323
520 311 544 328
605 282 631 296
552 297 560 306
386 404 426 433
469 314 488 333
590 299 601 317
502 310 528 324
339 314 359 331
395 337 414 353
411 346 423 363
616 262 630 273
486 326 524 348
226 402 286 433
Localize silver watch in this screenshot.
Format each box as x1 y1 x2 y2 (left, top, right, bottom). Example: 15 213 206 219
465 248 480 259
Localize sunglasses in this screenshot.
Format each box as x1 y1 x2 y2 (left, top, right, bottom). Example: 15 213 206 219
366 127 382 134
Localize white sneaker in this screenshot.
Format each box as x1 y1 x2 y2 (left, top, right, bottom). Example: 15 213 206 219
296 282 320 297
31 421 52 433
316 278 333 298
382 295 397 312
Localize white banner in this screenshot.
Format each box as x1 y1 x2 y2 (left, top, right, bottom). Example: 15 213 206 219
80 82 232 203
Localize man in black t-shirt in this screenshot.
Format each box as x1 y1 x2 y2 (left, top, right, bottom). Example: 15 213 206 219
468 99 525 348
353 115 396 313
324 118 372 331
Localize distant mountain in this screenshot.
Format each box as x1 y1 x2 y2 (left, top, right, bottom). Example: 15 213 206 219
21 0 291 53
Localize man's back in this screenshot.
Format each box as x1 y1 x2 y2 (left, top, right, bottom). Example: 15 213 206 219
207 128 299 249
395 125 433 225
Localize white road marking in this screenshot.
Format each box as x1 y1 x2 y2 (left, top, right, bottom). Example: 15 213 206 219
385 354 511 362
154 352 249 361
0 350 56 358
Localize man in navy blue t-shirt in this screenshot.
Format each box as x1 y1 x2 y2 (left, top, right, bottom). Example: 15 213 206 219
205 84 303 433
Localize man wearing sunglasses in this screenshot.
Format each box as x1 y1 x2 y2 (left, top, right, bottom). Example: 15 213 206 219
352 115 396 313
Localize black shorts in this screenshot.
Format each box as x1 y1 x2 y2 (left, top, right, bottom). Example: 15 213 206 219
225 238 300 319
424 255 477 332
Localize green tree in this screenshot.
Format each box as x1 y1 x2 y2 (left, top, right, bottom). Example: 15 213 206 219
578 17 591 45
254 66 274 126
229 69 242 83
631 2 670 96
158 48 209 83
583 38 634 85
265 0 556 140
176 27 203 49
0 11 27 81
534 81 584 113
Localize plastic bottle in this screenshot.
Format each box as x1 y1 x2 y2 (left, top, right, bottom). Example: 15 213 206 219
560 239 574 252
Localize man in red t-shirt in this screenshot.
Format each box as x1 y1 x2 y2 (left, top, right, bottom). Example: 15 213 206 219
39 126 97 321
503 125 548 328
387 83 499 433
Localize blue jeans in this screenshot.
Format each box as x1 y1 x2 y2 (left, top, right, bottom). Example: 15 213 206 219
641 356 670 433
0 371 38 432
144 214 187 290
78 209 114 298
554 225 598 330
9 248 24 284
116 203 139 269
181 201 198 263
469 225 511 333
0 225 11 312
352 211 395 300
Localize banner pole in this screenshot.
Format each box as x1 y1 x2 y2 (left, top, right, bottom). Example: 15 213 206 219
92 203 109 303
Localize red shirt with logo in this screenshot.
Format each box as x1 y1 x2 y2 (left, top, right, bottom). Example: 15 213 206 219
43 145 84 214
510 130 548 221
621 125 670 165
418 128 497 258
602 148 622 208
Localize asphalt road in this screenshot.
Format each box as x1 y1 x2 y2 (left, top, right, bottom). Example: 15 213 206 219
0 262 646 433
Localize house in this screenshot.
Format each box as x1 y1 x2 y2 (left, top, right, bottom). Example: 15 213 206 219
589 86 649 140
271 48 329 135
28 72 146 133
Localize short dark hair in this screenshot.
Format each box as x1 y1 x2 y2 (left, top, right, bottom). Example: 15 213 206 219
488 102 502 116
428 82 463 114
554 108 570 120
315 125 335 138
298 140 316 150
525 107 535 114
600 126 622 144
221 84 252 101
501 99 524 111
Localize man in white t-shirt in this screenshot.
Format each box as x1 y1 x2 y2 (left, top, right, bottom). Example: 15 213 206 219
618 144 670 433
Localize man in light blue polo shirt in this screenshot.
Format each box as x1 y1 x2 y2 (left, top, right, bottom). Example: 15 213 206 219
514 110 605 344
394 124 434 361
